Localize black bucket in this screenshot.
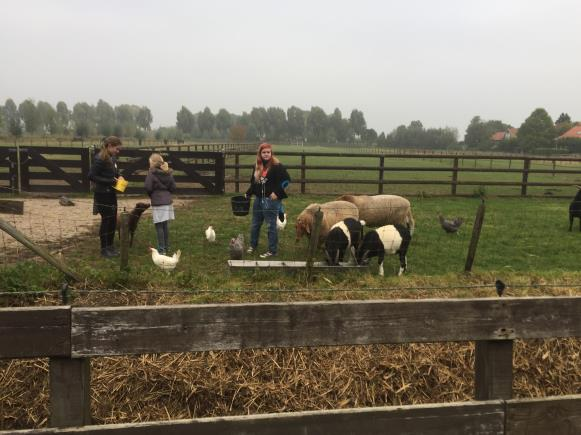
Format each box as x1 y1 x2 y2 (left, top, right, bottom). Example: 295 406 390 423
231 195 250 216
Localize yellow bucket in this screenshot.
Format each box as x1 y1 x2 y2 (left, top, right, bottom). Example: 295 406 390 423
113 178 128 192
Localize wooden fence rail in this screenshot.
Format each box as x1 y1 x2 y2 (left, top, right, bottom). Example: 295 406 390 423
1 146 580 197
1 296 580 433
227 151 581 197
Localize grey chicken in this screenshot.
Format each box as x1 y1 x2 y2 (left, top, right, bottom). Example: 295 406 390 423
438 214 463 233
59 195 75 206
229 233 245 260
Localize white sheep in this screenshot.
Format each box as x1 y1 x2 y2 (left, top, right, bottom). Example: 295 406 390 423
295 200 359 245
336 194 415 233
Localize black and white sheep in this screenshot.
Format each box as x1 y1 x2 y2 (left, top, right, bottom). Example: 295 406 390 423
356 224 411 276
324 218 365 265
569 185 581 232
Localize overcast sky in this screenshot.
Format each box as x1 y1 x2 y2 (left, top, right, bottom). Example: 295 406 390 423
1 0 580 137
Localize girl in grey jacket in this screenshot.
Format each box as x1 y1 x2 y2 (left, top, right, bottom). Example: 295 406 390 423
144 153 176 255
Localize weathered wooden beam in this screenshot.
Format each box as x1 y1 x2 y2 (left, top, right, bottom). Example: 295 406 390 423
49 357 91 428
3 400 505 434
0 306 70 358
71 297 581 357
475 340 513 400
0 199 24 215
506 394 581 435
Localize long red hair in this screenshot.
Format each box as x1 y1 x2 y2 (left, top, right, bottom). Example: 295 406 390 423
253 142 279 179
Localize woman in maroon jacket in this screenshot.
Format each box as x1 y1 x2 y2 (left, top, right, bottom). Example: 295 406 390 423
245 143 290 258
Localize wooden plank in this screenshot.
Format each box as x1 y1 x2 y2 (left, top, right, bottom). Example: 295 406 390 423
0 306 70 358
475 340 513 400
4 400 504 434
506 394 581 435
49 357 92 428
71 297 581 357
0 199 24 215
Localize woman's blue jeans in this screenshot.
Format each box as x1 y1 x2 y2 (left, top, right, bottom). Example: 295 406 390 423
250 197 280 254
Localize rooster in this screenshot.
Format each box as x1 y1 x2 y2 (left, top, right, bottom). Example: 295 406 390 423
149 247 181 271
205 225 216 242
438 214 463 234
229 234 244 260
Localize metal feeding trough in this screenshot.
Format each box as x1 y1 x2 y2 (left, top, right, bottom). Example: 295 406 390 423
228 260 368 270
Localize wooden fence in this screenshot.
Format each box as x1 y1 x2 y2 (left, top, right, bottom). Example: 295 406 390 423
1 146 580 197
0 146 226 195
228 151 581 197
1 296 580 434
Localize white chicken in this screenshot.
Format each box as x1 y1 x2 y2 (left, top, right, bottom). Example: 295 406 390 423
276 213 287 231
149 247 181 271
205 225 216 242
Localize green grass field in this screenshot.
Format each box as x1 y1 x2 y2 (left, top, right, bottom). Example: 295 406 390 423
2 193 580 300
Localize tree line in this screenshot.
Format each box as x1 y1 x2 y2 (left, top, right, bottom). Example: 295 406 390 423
464 109 581 153
0 98 459 149
1 99 578 153
0 98 152 140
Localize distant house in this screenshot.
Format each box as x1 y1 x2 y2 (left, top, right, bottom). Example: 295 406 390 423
490 128 518 141
556 125 581 140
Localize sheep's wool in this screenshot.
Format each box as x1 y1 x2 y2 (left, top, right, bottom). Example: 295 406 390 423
376 225 403 254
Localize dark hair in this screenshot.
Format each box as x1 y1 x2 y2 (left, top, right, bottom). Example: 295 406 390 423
99 136 122 161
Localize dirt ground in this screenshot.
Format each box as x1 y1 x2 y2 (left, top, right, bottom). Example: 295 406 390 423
0 196 195 254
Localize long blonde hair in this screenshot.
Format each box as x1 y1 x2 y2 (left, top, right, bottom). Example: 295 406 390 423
149 153 169 172
253 142 279 179
98 136 122 161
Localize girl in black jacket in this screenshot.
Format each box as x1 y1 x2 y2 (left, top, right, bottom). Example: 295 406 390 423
88 136 124 258
245 143 290 258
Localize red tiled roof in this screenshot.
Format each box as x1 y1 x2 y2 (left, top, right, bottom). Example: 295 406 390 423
557 125 581 139
490 131 506 141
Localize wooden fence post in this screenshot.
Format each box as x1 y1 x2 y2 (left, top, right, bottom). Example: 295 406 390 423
49 357 91 427
378 155 385 194
521 158 531 196
120 212 130 271
305 208 323 281
475 340 513 400
464 201 485 272
235 153 240 193
301 154 306 194
451 157 459 196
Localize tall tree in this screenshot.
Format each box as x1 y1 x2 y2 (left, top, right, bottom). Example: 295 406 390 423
329 108 349 142
555 112 571 124
36 101 57 134
250 107 268 139
95 99 116 136
72 102 95 138
349 109 366 138
18 99 40 134
136 106 153 131
287 106 306 140
197 107 215 137
113 104 139 137
176 106 195 135
55 101 70 134
4 98 22 137
517 108 556 152
306 106 328 141
266 106 287 140
215 108 232 138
